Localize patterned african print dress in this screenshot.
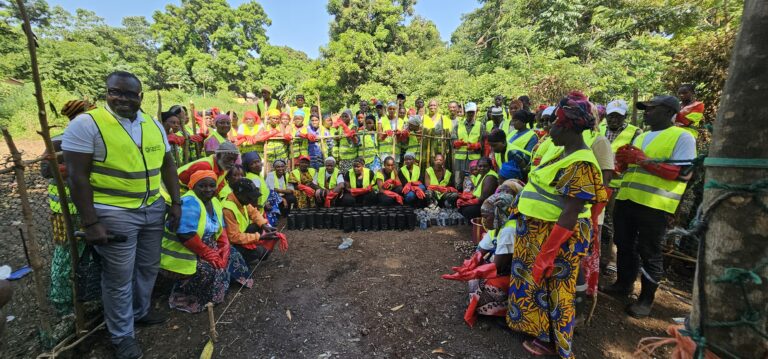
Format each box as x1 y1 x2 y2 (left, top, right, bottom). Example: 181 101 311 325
506 161 607 359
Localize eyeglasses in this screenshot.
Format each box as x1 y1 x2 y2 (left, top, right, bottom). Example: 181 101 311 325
107 88 142 100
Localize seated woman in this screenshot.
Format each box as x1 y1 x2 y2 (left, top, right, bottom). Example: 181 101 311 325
443 192 518 327
458 157 498 220
160 171 253 314
375 156 403 206
314 157 345 207
340 158 377 206
266 159 297 217
242 152 269 210
398 152 427 207
217 164 244 201
289 155 318 208
424 153 456 207
221 178 283 265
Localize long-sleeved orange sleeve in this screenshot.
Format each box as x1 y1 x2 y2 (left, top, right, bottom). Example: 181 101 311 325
247 205 268 227
222 208 261 245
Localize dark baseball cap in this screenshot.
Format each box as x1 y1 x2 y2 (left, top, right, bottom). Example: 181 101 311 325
636 95 680 112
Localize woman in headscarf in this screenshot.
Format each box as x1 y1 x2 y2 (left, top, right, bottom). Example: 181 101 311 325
333 110 359 173
315 157 345 207
505 91 608 357
236 111 262 155
340 157 377 206
289 155 318 208
161 171 253 313
457 157 498 220
375 156 404 206
266 159 296 217
425 153 456 207
442 190 519 327
204 114 232 155
217 164 244 201
399 152 427 207
242 151 269 209
257 109 289 173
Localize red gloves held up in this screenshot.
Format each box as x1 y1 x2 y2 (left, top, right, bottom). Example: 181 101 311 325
324 191 339 207
349 186 373 197
531 224 574 284
380 190 403 205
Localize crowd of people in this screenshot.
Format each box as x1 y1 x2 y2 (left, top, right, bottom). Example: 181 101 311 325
46 70 703 359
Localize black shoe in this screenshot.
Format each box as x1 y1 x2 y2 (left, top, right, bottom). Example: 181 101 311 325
114 337 143 359
135 311 168 327
626 276 658 319
600 281 633 296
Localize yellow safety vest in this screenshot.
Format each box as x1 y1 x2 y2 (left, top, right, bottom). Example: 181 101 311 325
472 170 499 198
160 193 224 275
317 167 339 189
291 168 316 184
88 107 164 209
423 113 451 131
264 126 288 162
245 172 269 207
616 127 690 214
518 148 600 222
335 127 359 161
599 123 640 188
177 156 227 194
404 132 421 158
348 168 372 188
400 165 421 183
378 116 403 155
508 129 537 156
456 120 482 160
238 123 262 154
426 167 451 199
531 135 554 165
291 126 309 157
257 99 278 118
221 197 252 233
360 132 378 164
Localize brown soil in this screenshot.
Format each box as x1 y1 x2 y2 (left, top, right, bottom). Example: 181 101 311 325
51 225 692 359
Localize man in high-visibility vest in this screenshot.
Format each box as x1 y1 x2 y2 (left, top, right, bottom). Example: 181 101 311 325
378 102 403 166
675 83 705 138
62 71 181 359
602 95 696 319
452 102 483 189
256 85 281 119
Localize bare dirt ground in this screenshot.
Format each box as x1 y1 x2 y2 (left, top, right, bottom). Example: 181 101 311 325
51 225 692 359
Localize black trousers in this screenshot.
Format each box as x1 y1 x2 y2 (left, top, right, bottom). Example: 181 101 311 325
340 191 377 207
459 204 481 221
613 199 668 283
279 193 297 216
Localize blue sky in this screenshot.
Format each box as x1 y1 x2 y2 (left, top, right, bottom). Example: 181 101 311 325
45 0 480 58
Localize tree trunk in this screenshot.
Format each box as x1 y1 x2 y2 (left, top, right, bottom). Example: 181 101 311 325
689 1 768 357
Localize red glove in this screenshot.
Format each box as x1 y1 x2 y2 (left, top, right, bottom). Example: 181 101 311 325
397 130 410 142
215 231 231 269
182 234 223 268
445 186 458 193
466 142 482 151
382 179 395 190
306 133 318 142
349 186 372 197
456 196 480 207
441 262 497 281
385 130 394 138
615 145 647 165
427 185 446 192
58 164 68 178
324 191 339 207
297 184 316 197
531 224 574 284
380 189 403 205
413 186 425 199
167 133 185 146
458 192 475 201
451 251 484 273
641 161 682 181
283 133 292 142
402 182 413 194
298 132 309 139
452 140 466 149
190 134 204 143
276 232 288 253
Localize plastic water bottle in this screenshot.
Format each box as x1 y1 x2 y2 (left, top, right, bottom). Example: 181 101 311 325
420 218 428 229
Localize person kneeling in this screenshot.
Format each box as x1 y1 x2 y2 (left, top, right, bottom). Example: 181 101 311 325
160 171 253 314
221 178 283 265
399 152 427 207
375 156 404 205
340 158 377 206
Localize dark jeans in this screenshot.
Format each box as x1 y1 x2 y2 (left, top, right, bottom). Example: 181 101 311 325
613 199 667 284
280 193 297 216
340 191 377 207
458 203 481 221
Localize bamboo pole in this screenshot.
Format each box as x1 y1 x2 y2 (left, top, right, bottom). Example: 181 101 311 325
14 0 86 336
1 128 53 340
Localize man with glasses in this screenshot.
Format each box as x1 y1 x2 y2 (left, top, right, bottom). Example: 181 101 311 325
62 71 181 359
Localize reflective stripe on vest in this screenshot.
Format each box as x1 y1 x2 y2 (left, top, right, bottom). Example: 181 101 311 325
160 194 224 275
616 127 689 213
400 165 421 183
245 172 269 207
292 126 309 157
378 116 403 154
238 124 262 154
531 136 554 164
508 129 536 156
600 123 639 188
336 135 359 161
291 168 316 184
456 120 482 160
472 170 499 198
360 133 378 164
88 107 164 209
349 168 372 188
518 148 600 221
317 167 339 189
426 167 451 199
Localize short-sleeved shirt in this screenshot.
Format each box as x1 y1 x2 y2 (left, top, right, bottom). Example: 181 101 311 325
590 135 615 171
638 129 697 165
176 195 224 238
312 172 345 186
478 225 515 255
266 172 294 191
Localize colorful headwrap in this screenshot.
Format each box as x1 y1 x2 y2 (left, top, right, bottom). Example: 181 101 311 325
407 115 422 127
244 110 261 124
554 91 595 132
469 160 478 169
293 109 305 118
189 170 217 189
480 193 515 229
214 114 230 123
267 109 281 118
242 151 261 170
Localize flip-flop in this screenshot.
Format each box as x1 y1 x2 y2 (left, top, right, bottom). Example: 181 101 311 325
522 339 557 356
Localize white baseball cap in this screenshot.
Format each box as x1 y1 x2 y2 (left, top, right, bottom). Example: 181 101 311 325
542 106 556 116
465 102 477 112
606 100 628 116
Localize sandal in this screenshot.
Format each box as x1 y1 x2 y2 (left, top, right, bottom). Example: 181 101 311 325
522 339 557 356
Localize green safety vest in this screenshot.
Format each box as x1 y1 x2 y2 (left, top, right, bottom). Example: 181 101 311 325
456 120 482 160
335 128 359 161
257 99 279 118
206 131 228 149
378 116 403 155
348 168 372 188
87 107 164 209
375 169 397 191
508 129 537 156
472 170 499 198
239 123 262 154
160 193 224 275
600 123 640 188
291 168 317 184
177 156 227 195
616 127 690 214
403 131 422 159
48 182 78 214
400 165 421 183
292 126 309 157
245 172 269 207
426 167 452 199
360 132 378 164
531 136 554 165
518 148 600 222
423 113 451 131
264 126 288 163
317 167 339 189
221 197 251 233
